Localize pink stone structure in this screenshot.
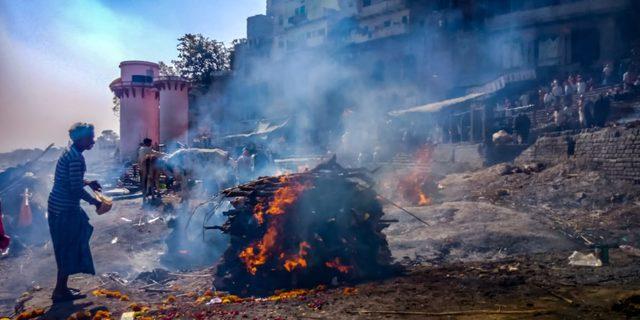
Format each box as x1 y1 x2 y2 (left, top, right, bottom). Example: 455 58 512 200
110 61 190 161
155 76 191 148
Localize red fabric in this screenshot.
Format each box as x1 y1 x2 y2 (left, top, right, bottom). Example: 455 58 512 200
0 205 10 250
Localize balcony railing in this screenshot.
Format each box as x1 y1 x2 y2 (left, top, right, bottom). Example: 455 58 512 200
109 80 155 89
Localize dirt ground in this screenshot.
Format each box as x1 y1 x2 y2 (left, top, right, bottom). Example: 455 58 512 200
1 160 640 319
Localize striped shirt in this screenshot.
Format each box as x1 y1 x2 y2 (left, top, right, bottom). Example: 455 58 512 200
48 146 98 214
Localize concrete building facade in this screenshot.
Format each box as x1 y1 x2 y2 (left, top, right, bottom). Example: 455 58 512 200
235 0 635 100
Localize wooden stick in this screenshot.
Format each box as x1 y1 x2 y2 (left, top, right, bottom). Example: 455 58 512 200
348 308 553 316
168 273 210 278
547 290 574 305
143 288 174 293
138 282 163 290
376 194 431 226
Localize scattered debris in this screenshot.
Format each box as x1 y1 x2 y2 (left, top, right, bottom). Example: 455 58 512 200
568 251 602 267
612 294 640 317
500 163 545 175
619 245 640 257
119 312 135 320
135 268 176 284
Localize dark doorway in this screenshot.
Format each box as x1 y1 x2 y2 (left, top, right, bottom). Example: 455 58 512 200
572 28 600 67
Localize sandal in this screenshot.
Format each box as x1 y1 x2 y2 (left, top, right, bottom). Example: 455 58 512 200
52 290 86 303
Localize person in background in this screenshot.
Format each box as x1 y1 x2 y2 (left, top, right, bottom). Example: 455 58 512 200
252 147 273 177
235 147 254 184
544 89 554 107
602 63 614 85
519 91 530 107
593 95 611 127
0 199 10 253
513 114 532 144
576 75 587 95
137 138 163 199
553 106 566 131
577 96 589 128
47 123 103 303
565 76 575 95
551 80 564 98
623 67 637 92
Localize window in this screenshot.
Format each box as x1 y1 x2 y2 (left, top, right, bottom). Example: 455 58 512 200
363 0 371 6
537 36 561 66
402 16 408 24
384 20 391 27
132 75 152 83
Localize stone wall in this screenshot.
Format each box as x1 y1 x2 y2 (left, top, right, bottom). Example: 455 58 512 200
517 122 640 182
433 143 484 170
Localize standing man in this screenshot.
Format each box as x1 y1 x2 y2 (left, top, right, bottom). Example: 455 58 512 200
137 138 162 199
48 123 103 302
513 114 532 144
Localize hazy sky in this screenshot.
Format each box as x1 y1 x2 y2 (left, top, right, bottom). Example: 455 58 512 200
0 0 265 152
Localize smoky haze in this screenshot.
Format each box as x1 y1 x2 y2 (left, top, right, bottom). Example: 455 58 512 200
0 27 117 152
189 2 564 167
0 0 265 153
191 9 497 163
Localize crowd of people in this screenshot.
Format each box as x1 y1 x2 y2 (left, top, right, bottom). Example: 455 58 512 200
499 54 640 141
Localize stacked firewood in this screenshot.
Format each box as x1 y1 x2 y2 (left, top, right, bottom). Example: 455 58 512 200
213 157 394 296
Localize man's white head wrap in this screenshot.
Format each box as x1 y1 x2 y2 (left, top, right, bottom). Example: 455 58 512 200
68 122 95 141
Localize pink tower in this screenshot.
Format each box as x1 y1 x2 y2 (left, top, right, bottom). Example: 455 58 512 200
109 61 160 161
155 76 191 148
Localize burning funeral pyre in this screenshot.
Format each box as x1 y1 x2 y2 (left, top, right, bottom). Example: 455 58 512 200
213 157 395 296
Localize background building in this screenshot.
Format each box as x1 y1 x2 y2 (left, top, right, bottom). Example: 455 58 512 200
189 0 638 156
110 61 190 161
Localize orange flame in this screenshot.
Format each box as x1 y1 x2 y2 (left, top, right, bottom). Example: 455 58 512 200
393 144 435 206
254 203 265 225
253 176 309 224
241 176 311 275
283 241 311 272
266 177 308 216
418 191 431 206
239 224 279 275
325 257 353 273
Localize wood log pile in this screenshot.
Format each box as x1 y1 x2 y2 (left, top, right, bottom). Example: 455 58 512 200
213 157 394 296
